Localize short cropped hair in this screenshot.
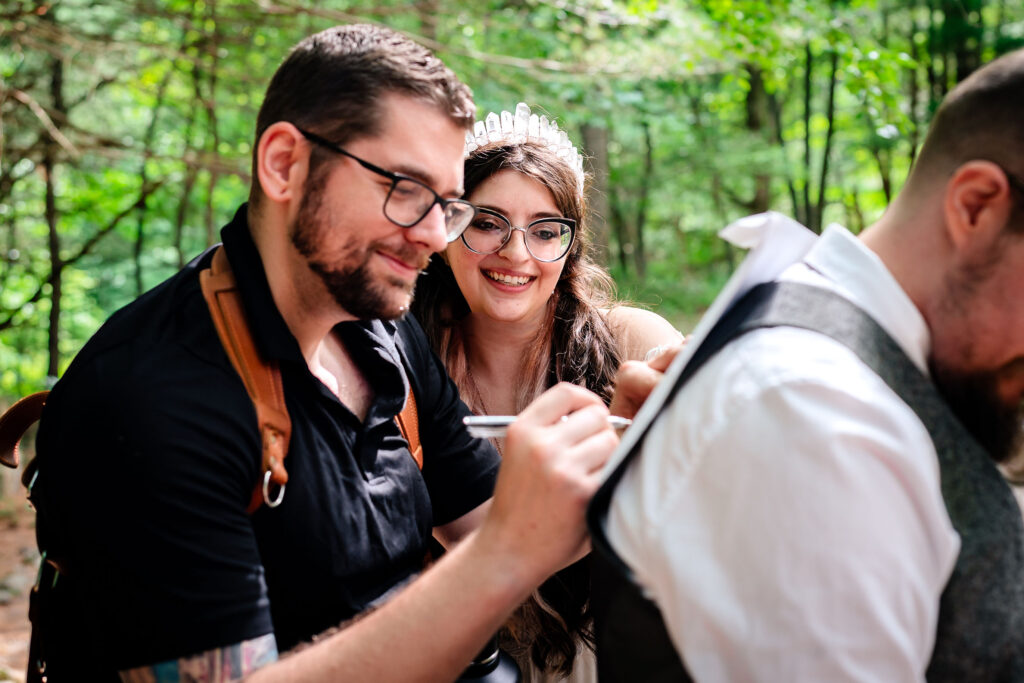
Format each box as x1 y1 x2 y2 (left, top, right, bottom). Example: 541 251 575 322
248 24 474 207
909 48 1024 200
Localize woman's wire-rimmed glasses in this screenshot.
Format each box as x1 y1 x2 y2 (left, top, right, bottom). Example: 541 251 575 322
461 207 576 262
297 128 476 242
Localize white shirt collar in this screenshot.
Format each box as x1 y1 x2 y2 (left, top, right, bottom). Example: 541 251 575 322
795 223 932 374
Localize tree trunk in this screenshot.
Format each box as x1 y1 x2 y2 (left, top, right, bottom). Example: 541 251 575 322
175 170 197 269
811 50 839 234
745 63 772 213
419 0 440 42
926 0 941 103
767 91 801 220
581 122 610 266
134 71 171 295
608 187 630 273
845 190 866 234
908 0 923 171
204 0 221 247
631 121 653 279
800 43 813 227
949 0 983 83
606 118 630 273
872 5 893 203
46 50 65 379
176 31 203 269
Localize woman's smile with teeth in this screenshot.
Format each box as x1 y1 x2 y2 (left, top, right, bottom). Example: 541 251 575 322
484 269 533 286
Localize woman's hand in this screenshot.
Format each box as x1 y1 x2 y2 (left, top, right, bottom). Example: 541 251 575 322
609 338 687 419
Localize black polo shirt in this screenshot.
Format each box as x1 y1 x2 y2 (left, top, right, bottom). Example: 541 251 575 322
35 204 500 669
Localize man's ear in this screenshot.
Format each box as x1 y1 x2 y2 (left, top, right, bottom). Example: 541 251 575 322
256 121 308 205
943 160 1016 254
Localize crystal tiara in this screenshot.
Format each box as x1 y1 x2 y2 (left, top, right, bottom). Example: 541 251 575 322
464 102 585 194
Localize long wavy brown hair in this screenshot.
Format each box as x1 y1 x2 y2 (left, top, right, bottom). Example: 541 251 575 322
412 140 622 674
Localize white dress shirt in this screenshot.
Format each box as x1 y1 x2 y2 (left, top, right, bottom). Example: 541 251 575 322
604 216 960 682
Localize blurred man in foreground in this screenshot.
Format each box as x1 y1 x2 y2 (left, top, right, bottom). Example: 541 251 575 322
591 48 1024 682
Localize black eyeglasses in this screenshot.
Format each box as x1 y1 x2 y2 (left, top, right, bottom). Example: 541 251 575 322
297 128 476 242
462 208 576 262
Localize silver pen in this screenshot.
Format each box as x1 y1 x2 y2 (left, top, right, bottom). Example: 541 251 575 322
463 414 632 439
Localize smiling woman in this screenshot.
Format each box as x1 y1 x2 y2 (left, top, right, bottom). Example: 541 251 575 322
412 103 682 682
446 169 571 337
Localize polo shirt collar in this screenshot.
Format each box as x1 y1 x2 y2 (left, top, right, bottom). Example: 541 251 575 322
217 204 410 419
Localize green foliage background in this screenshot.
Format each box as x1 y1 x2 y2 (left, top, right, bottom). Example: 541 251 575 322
2 0 1023 400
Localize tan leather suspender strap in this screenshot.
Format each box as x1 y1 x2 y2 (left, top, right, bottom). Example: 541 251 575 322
200 246 291 514
0 391 48 469
395 389 422 469
0 245 423 515
199 245 422 513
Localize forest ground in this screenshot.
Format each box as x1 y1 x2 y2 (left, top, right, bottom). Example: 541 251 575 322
0 500 35 683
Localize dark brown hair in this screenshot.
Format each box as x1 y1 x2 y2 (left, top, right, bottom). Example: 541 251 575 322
414 141 622 410
412 140 622 674
908 48 1024 229
248 24 474 209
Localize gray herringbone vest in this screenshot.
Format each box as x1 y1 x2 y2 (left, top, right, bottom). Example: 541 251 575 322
588 281 1024 682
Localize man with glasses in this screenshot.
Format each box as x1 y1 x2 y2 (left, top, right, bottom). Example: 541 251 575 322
296 127 477 244
32 24 618 681
591 48 1024 681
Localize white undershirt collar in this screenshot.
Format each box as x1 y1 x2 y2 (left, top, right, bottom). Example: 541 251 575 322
788 223 932 375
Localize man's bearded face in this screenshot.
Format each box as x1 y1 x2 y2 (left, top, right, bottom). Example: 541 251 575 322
290 164 425 321
930 360 1024 463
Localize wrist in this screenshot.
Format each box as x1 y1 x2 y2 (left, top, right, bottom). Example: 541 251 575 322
458 525 544 607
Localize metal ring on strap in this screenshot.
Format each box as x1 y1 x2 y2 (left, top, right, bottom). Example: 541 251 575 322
262 469 285 508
